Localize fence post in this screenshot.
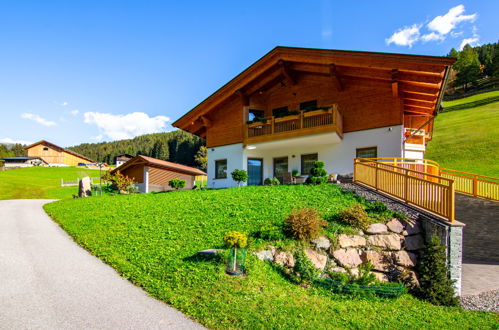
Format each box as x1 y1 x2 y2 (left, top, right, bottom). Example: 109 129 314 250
374 162 378 190
404 170 409 203
473 175 478 197
353 158 357 182
449 180 455 222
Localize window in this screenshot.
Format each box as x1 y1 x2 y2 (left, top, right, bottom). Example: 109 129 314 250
272 106 289 117
43 147 49 151
273 157 288 183
301 153 318 175
215 159 227 179
248 109 265 121
356 147 378 159
300 100 317 111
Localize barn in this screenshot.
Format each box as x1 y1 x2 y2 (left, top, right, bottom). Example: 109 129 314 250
110 155 206 193
25 140 94 166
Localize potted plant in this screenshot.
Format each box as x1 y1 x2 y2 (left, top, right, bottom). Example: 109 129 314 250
224 231 247 275
292 169 300 177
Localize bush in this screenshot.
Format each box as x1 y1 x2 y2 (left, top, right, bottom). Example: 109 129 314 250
264 177 280 185
231 169 248 186
306 161 328 185
102 170 135 193
338 203 370 231
292 169 300 177
416 234 460 306
223 231 248 249
284 208 328 241
366 201 388 213
293 249 319 284
254 224 285 241
168 178 186 190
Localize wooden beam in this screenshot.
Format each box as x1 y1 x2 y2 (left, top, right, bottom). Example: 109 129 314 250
391 69 399 98
404 105 434 113
400 91 438 103
329 64 343 91
402 98 436 108
200 115 212 128
278 60 296 85
236 89 250 106
243 68 283 96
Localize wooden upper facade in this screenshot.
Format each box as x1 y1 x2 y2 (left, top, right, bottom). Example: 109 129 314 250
173 47 455 148
25 140 94 166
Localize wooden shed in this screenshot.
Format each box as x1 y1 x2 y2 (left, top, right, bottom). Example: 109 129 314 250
25 140 94 166
110 155 206 193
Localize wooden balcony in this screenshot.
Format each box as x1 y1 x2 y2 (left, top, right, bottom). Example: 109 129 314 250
244 105 343 144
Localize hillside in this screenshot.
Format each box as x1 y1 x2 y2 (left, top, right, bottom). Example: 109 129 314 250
425 93 499 177
68 130 204 166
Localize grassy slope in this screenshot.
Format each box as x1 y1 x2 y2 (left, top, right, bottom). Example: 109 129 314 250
44 186 497 329
0 167 100 200
443 91 499 108
426 96 499 177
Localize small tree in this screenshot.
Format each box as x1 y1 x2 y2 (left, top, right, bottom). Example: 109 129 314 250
102 170 135 193
168 178 186 190
194 146 208 170
231 169 248 186
416 234 460 306
306 161 328 185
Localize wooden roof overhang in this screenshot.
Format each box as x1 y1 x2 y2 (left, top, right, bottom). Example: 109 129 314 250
112 155 207 177
173 46 455 137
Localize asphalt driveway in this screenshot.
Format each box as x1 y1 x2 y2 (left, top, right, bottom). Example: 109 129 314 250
0 199 203 330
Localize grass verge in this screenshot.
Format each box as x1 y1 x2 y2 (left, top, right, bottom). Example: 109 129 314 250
44 185 498 328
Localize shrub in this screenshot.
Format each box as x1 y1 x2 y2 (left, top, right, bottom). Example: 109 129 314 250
338 203 370 231
168 178 186 190
102 170 135 193
292 169 300 177
231 169 248 187
284 208 328 241
264 177 280 185
416 234 460 306
306 161 328 185
367 201 388 213
254 224 285 241
223 231 248 249
293 249 319 284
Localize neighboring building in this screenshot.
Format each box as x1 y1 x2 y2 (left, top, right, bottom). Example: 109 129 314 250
173 47 454 188
115 154 134 167
25 140 94 166
111 155 206 193
0 156 48 168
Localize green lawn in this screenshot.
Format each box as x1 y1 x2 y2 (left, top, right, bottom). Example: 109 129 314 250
0 167 100 200
426 98 499 178
443 90 499 108
44 186 497 329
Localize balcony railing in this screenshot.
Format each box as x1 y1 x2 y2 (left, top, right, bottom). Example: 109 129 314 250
245 105 342 144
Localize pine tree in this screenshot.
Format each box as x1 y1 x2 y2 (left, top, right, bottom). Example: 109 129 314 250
454 45 481 92
416 234 460 306
194 146 208 170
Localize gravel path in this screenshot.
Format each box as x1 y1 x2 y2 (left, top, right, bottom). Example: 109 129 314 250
461 289 499 312
0 199 203 330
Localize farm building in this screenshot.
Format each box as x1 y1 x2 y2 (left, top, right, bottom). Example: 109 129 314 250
115 154 134 167
25 140 94 167
110 155 206 193
0 156 47 168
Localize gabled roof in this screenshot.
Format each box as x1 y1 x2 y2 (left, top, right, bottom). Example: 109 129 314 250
24 140 94 163
173 46 455 134
1 156 48 164
111 155 206 176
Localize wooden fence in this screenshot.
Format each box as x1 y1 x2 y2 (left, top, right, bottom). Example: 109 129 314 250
60 177 105 187
354 158 455 222
440 168 499 202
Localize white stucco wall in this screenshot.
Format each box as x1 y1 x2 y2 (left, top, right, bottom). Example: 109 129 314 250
207 125 403 188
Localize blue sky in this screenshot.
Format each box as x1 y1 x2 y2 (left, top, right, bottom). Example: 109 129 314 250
0 0 497 146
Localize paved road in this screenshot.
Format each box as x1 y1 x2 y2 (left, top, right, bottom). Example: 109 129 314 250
0 199 203 330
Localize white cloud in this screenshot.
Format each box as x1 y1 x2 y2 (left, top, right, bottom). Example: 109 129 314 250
0 138 32 145
421 32 445 42
90 135 103 141
61 101 69 106
386 24 421 47
451 31 464 38
83 111 170 140
21 113 57 127
427 5 476 35
459 37 479 50
70 109 79 116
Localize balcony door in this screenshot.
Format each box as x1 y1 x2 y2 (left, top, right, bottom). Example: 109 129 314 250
273 157 288 184
247 158 263 185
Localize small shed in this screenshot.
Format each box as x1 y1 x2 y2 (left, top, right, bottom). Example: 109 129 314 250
1 157 48 168
115 154 134 167
110 155 206 193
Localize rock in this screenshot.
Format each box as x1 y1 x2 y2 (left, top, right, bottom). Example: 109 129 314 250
305 248 328 270
255 250 274 262
367 234 401 250
197 249 221 258
311 236 331 250
337 234 366 248
404 235 424 251
366 223 388 235
328 266 347 273
358 230 364 236
373 271 389 283
361 251 392 272
405 221 422 235
332 249 363 268
394 251 418 267
78 176 92 197
402 230 409 236
386 219 404 234
274 251 295 268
